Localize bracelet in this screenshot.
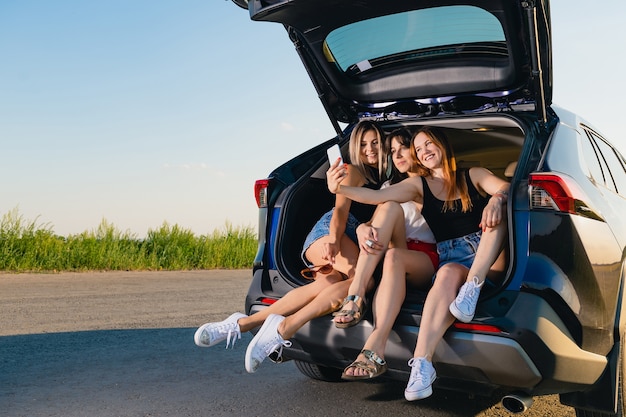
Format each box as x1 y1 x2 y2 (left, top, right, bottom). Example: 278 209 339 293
493 191 507 204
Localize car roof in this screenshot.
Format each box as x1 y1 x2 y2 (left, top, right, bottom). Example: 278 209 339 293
233 0 552 125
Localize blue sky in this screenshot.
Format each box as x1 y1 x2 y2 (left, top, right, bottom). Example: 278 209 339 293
1 1 624 237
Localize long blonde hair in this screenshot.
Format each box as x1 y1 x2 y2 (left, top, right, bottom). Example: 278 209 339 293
348 121 387 184
411 126 472 212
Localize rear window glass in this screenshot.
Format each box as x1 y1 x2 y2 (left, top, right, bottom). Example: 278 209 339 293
324 5 506 74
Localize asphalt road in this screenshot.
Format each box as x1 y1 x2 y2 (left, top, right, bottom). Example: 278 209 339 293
0 270 575 417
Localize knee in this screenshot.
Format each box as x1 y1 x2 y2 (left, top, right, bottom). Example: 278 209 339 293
384 247 401 263
327 281 351 310
380 201 403 217
314 271 345 286
433 265 466 290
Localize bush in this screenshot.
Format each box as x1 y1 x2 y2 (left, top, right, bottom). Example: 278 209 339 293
0 209 257 272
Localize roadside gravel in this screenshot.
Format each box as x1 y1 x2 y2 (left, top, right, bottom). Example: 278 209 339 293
0 270 250 336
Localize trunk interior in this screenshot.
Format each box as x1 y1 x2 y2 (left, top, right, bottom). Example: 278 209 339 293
276 114 526 307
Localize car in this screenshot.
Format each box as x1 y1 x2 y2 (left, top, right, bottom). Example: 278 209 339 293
231 0 626 415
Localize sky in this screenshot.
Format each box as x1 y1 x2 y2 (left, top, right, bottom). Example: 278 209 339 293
1 1 625 238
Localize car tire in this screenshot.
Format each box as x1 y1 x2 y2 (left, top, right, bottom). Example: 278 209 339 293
294 360 343 382
575 335 626 417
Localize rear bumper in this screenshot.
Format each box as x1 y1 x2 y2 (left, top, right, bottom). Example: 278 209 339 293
250 291 607 395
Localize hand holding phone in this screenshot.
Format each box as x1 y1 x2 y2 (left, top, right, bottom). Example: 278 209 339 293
326 144 343 166
326 144 347 194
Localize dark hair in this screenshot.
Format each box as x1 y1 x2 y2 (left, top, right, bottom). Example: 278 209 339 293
386 128 413 185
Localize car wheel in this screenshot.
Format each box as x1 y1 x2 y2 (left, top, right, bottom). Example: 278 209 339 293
294 360 343 382
575 335 626 417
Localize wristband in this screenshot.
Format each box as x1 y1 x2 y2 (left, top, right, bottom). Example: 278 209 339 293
493 190 507 204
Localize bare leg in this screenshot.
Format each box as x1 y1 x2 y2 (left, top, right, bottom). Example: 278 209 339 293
237 270 346 332
238 232 359 332
413 263 467 360
414 221 508 360
465 220 507 284
447 220 509 323
404 269 459 402
305 234 360 279
334 202 406 325
344 248 434 377
278 279 352 339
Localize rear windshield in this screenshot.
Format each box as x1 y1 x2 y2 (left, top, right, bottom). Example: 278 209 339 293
324 5 507 75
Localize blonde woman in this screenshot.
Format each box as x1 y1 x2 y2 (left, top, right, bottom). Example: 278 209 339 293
194 121 387 362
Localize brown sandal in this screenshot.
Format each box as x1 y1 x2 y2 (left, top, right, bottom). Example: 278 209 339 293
341 349 387 380
332 295 366 329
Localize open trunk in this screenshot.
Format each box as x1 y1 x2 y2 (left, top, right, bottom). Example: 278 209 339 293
249 112 533 387
273 114 526 303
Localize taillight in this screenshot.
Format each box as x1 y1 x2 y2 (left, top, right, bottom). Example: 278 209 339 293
528 173 588 215
452 322 506 334
254 179 270 208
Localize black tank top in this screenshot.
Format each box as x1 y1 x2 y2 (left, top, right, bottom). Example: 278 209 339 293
420 170 489 242
350 166 384 223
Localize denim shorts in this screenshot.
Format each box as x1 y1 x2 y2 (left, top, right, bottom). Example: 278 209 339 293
301 209 360 265
436 230 482 270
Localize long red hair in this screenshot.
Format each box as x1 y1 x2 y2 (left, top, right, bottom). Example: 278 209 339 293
411 127 472 212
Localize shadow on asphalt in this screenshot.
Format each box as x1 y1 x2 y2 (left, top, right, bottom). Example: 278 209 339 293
1 328 507 417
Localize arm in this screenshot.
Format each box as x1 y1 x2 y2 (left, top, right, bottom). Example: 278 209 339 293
326 160 421 204
469 167 510 230
325 193 350 263
324 164 366 263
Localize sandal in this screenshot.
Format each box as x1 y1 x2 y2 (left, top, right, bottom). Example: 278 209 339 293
332 295 366 329
341 349 387 380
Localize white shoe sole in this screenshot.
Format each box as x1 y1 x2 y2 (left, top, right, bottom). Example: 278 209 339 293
404 372 436 401
193 324 213 347
449 301 474 323
193 312 246 347
244 313 283 373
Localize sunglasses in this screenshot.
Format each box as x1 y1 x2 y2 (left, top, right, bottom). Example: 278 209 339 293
300 264 333 280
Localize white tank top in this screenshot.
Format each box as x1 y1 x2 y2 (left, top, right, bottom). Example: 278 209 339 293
381 180 435 244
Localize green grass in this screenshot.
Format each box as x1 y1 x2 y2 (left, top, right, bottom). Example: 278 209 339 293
0 208 257 272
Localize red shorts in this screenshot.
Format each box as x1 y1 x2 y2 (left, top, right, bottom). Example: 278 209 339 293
406 239 439 270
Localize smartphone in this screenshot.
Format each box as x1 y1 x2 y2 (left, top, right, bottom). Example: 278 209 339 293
326 144 344 166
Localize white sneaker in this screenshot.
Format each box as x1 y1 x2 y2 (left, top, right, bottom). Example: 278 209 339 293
449 276 484 323
245 314 292 373
404 357 437 401
194 312 247 348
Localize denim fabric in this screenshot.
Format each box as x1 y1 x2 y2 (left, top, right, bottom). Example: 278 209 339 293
301 209 360 265
436 230 482 270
